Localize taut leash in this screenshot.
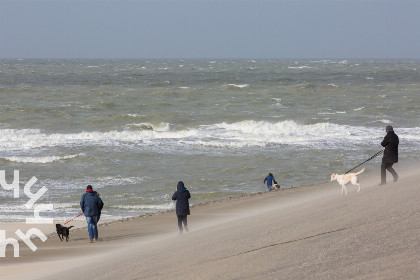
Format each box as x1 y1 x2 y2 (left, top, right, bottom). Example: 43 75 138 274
344 150 383 174
64 212 84 225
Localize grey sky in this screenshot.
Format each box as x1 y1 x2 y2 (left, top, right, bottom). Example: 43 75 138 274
1 0 419 59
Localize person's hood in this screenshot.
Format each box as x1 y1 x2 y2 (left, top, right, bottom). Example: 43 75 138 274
177 181 187 192
386 125 394 134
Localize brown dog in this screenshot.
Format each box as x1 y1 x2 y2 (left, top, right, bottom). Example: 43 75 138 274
331 168 365 195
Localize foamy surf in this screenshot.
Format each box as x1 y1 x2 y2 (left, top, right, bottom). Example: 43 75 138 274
1 121 419 152
4 154 82 163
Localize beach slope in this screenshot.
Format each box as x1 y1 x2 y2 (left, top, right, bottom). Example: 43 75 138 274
2 168 420 280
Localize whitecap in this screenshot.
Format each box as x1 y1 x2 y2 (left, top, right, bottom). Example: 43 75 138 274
39 176 150 192
201 120 383 149
4 154 82 163
124 114 145 117
288 66 316 69
1 121 418 152
226 83 250 89
378 119 392 124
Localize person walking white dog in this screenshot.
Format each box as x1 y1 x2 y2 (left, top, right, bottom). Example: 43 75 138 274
379 125 399 186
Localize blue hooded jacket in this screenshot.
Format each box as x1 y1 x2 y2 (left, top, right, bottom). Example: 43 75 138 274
80 190 104 217
264 175 276 186
172 181 191 216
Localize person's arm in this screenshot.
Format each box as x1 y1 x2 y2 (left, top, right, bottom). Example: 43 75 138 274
187 190 191 199
97 196 104 211
381 135 389 148
80 195 84 212
172 192 177 200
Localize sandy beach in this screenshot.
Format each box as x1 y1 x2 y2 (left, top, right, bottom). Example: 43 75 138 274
1 165 420 280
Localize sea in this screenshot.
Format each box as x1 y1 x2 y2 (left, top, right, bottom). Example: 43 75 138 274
0 59 419 222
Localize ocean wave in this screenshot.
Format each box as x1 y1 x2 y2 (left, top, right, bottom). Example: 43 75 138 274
123 114 146 118
51 203 80 210
40 176 150 191
318 110 347 115
225 83 250 89
206 120 420 148
125 122 170 131
181 140 265 149
288 65 318 69
0 215 30 222
4 154 82 163
378 119 392 124
1 121 419 152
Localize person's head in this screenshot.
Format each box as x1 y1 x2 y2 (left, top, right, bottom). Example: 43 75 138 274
268 173 273 177
386 125 394 133
86 185 93 191
177 181 186 192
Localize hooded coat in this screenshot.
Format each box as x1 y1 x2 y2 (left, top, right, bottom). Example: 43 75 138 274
172 181 191 216
80 190 104 217
381 130 399 163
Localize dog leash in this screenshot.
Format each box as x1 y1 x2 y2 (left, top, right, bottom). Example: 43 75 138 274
344 150 383 174
64 212 84 225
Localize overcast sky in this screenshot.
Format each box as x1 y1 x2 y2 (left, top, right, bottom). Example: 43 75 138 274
1 0 419 59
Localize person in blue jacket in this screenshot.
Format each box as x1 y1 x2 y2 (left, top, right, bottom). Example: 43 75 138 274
263 173 276 191
172 181 191 234
80 185 104 243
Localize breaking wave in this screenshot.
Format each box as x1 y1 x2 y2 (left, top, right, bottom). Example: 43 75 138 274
0 121 419 152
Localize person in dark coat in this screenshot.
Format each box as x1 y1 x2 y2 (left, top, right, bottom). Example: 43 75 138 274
80 185 104 243
172 181 191 234
379 125 399 185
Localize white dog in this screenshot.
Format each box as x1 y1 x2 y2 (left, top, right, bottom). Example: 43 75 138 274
271 183 280 190
331 168 365 195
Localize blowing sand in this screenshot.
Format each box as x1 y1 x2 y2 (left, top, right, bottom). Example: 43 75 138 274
1 166 420 280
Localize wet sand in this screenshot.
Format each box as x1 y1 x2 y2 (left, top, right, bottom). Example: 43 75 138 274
1 166 420 280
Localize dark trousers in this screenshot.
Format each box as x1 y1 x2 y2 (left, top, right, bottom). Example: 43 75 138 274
177 215 188 232
381 162 398 183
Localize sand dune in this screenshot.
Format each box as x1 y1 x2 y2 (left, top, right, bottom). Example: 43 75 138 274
2 166 420 280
